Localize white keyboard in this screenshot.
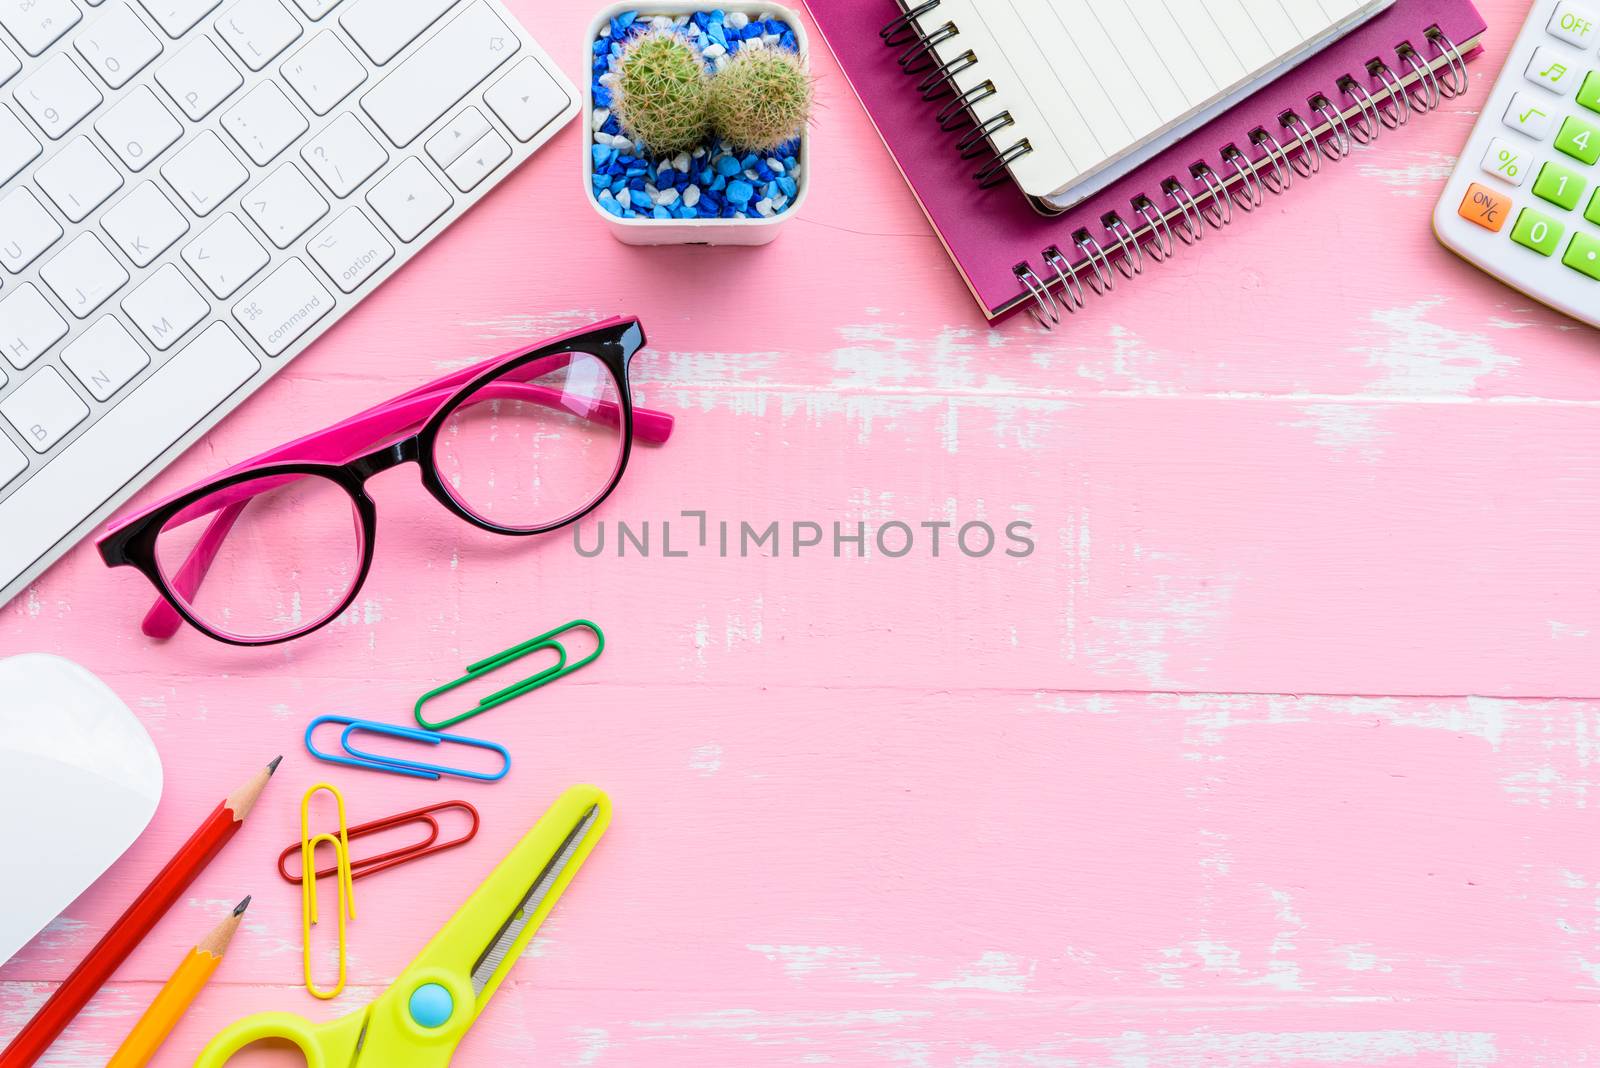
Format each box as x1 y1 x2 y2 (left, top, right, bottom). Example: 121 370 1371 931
0 0 577 606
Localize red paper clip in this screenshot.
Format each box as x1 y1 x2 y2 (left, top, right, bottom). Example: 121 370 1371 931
278 800 479 884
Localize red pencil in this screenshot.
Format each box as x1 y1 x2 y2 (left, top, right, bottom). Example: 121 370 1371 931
0 757 280 1068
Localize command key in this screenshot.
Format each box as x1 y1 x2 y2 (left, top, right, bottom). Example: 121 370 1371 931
1458 181 1511 232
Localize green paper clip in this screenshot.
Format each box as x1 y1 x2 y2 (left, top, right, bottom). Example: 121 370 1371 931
414 620 605 731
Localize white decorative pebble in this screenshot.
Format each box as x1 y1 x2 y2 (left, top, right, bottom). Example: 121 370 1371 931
645 182 660 198
703 43 726 58
650 15 672 28
713 53 730 71
762 33 780 46
618 188 632 208
592 108 610 131
599 72 619 88
768 158 785 175
673 151 691 172
659 187 680 206
683 185 701 207
755 198 774 217
727 11 749 28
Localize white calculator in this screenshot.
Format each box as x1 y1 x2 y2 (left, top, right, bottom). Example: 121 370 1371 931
1434 0 1600 328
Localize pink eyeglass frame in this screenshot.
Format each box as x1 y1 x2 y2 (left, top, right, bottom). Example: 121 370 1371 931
97 316 674 646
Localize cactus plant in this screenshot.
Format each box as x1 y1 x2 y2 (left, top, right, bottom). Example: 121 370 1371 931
707 45 813 153
612 30 712 158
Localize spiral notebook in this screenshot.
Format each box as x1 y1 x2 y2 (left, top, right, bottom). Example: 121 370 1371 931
804 0 1489 324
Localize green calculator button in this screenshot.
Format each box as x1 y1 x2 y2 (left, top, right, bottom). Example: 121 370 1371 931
1534 160 1586 210
1555 115 1600 165
1587 188 1600 226
1580 71 1600 115
1512 208 1565 255
1563 232 1600 280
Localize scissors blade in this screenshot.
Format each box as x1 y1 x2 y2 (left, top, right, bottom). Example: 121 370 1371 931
469 804 599 996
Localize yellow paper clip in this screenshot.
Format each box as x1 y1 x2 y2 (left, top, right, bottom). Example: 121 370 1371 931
301 783 356 999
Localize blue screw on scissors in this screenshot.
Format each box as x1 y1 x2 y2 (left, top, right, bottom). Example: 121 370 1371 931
195 786 608 1066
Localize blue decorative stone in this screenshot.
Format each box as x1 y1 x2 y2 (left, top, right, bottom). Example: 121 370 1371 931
591 144 612 168
777 175 797 198
715 155 740 178
594 86 611 108
725 179 754 205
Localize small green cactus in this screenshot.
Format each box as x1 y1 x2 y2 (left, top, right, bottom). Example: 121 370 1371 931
707 46 813 153
613 30 711 158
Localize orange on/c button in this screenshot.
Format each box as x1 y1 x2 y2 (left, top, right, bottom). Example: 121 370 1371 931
1458 181 1511 232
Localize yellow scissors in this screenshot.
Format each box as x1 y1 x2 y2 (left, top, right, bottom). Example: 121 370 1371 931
196 785 610 1067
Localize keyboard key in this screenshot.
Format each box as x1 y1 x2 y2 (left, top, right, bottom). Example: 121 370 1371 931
162 129 248 214
75 2 162 88
221 81 306 164
1526 46 1578 95
366 156 450 240
96 83 183 170
216 0 300 70
1533 159 1585 210
0 322 258 584
340 0 452 65
244 161 327 247
283 31 365 115
360 1 518 147
1588 188 1600 227
1503 91 1555 141
307 206 391 292
1511 206 1563 255
1564 231 1600 281
121 262 208 349
0 284 68 369
183 211 267 296
36 135 122 221
289 0 338 18
443 128 507 191
156 34 242 119
1547 1 1598 47
62 315 149 398
3 367 88 452
0 434 24 490
1581 72 1600 116
0 40 19 85
1481 137 1531 187
0 0 82 56
1555 114 1600 166
0 104 41 183
1456 182 1510 232
0 189 64 272
302 111 386 195
14 53 103 138
232 256 333 354
484 57 566 142
425 105 487 168
101 180 189 265
136 0 221 36
40 232 128 316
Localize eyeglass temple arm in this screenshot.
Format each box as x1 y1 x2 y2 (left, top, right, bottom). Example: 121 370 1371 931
140 366 673 638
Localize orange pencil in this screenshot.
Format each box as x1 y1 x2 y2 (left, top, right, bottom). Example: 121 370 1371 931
105 898 251 1068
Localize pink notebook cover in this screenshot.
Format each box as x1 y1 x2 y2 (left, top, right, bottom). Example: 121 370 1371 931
805 0 1489 321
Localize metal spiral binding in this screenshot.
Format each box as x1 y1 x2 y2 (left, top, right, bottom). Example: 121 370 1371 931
999 25 1469 328
878 1 1033 190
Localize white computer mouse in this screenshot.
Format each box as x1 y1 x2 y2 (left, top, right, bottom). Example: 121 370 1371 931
0 654 162 966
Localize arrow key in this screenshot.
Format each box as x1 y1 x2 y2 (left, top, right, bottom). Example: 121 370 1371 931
366 156 452 241
485 57 568 142
426 105 489 169
444 128 509 191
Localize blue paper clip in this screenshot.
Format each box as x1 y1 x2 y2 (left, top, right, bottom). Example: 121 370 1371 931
304 715 510 782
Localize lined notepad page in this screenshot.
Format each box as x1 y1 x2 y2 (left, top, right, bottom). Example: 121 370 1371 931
924 0 1394 207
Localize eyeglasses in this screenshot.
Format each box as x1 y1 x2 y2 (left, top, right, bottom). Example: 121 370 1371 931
97 317 673 646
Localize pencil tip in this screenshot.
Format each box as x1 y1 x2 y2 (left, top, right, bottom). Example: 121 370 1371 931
266 755 282 774
234 896 251 915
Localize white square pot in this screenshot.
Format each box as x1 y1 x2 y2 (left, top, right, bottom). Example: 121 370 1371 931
583 2 810 245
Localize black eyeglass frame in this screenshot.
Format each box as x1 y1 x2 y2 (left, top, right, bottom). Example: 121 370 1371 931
98 319 648 646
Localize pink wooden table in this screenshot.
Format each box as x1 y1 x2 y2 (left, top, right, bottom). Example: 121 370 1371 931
4 0 1599 1063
